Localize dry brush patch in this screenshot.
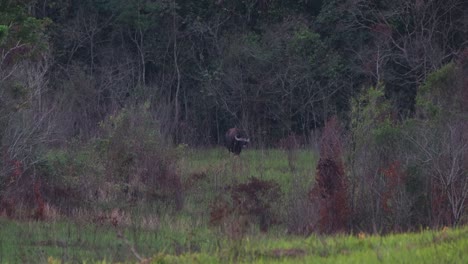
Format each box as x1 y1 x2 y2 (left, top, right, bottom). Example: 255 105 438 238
210 177 283 238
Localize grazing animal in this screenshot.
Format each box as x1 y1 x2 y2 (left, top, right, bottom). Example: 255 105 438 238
225 128 250 155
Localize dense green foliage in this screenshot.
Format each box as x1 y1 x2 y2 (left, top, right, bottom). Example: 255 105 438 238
1 0 466 145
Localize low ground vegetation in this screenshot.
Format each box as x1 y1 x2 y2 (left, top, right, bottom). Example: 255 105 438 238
1 217 466 263
1 145 467 262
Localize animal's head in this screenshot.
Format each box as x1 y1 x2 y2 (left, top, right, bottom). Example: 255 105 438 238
225 128 250 155
234 129 249 148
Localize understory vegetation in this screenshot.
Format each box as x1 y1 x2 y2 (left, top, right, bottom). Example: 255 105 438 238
1 0 467 263
0 149 467 263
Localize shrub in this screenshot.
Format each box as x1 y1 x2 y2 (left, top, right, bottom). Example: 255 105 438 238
285 173 318 235
410 61 468 227
38 145 104 213
347 85 416 233
278 133 300 172
210 177 282 237
25 104 184 217
98 104 183 210
309 116 349 234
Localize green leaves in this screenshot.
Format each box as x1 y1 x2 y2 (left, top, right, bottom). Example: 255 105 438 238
351 85 389 136
104 0 170 30
291 28 322 62
0 24 7 44
416 62 462 120
0 2 50 53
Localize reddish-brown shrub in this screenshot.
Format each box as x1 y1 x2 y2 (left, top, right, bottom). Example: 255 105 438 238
183 172 207 191
278 134 300 150
33 178 45 220
145 169 184 211
0 172 47 220
278 133 300 172
310 158 349 233
0 155 24 218
431 182 453 227
210 177 282 234
0 197 15 218
380 161 406 214
309 116 349 234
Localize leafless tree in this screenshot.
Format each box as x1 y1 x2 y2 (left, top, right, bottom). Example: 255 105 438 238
405 120 468 226
0 51 57 216
346 0 466 97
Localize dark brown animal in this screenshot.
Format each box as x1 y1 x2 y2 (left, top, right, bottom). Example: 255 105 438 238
225 128 250 155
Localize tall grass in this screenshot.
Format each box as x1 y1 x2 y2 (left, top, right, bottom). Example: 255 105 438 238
1 148 467 263
178 148 317 235
179 148 316 191
1 218 467 263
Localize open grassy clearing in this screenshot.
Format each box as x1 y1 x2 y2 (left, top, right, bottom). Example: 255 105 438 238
1 148 467 263
175 148 316 222
1 148 317 262
1 218 467 263
178 148 317 192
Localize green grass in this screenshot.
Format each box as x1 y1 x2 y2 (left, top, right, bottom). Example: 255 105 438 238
178 147 316 192
1 148 467 263
1 219 467 263
176 148 316 223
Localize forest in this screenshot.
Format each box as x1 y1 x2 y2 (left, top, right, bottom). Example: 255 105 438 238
0 0 467 262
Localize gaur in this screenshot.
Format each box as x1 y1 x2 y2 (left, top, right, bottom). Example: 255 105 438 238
225 128 250 155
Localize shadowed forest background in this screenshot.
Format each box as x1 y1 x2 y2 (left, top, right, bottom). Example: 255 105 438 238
1 0 468 242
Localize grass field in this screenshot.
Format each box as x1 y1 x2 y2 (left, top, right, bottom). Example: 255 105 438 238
1 148 467 263
1 219 467 263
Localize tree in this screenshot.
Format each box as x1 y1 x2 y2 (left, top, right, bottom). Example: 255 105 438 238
407 61 468 226
320 0 467 115
202 17 347 145
347 85 413 232
0 0 53 215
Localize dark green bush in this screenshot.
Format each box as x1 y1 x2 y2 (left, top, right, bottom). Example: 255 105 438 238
98 104 183 210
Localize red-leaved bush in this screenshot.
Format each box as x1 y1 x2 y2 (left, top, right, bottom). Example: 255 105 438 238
33 178 45 220
380 161 406 214
309 116 349 234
